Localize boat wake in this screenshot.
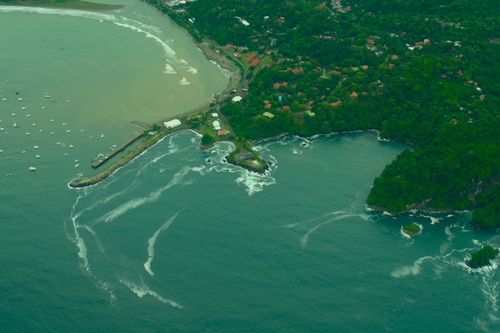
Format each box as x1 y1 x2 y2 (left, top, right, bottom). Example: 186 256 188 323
144 209 184 276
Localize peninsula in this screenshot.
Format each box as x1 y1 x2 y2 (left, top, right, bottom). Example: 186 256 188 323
152 0 500 230
6 0 500 230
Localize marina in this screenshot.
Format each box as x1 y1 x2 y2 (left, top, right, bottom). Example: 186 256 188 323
91 132 143 168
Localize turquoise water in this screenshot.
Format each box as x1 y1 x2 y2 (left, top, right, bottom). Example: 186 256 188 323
1 2 500 332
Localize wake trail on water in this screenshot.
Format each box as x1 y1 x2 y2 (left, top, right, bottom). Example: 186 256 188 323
300 213 362 248
118 277 183 309
67 190 118 307
97 166 191 224
144 208 185 276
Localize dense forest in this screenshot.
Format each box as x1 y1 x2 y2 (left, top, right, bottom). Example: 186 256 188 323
163 0 500 227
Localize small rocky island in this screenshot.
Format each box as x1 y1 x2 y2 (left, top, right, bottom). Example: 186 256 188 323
466 245 499 269
402 224 421 237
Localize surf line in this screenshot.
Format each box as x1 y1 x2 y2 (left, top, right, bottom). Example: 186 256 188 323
144 208 185 276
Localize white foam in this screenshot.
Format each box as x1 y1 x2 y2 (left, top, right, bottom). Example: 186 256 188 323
391 256 434 278
113 22 176 58
179 77 190 85
186 66 198 74
163 64 177 74
0 5 116 21
118 277 183 309
144 209 184 276
300 213 359 248
98 166 190 223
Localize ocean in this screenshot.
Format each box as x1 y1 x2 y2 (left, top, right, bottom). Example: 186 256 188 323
1 1 499 332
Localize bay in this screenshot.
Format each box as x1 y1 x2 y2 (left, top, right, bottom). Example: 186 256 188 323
1 2 499 332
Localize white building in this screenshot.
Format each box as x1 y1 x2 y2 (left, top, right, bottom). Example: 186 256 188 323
212 120 221 131
164 119 181 129
232 96 243 102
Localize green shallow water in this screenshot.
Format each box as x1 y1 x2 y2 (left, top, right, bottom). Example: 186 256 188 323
1 2 500 332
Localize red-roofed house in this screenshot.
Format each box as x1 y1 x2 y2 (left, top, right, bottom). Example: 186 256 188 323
283 105 290 110
246 53 256 61
350 91 358 98
361 65 369 70
458 70 463 76
217 129 228 136
250 59 260 67
331 101 341 107
264 103 272 109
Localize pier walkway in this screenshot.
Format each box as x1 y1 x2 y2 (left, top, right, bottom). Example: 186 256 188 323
91 132 143 168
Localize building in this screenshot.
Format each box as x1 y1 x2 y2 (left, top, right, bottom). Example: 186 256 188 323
164 119 181 129
213 120 221 130
217 129 228 136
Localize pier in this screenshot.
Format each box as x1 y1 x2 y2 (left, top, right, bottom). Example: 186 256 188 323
91 132 143 168
129 120 151 129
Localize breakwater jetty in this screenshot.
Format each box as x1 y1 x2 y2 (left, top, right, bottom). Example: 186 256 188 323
70 130 166 188
91 132 143 168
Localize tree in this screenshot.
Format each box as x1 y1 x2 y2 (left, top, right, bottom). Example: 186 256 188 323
466 245 499 269
201 133 214 146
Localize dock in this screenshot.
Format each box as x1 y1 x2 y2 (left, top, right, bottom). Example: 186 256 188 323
129 120 151 129
91 132 143 168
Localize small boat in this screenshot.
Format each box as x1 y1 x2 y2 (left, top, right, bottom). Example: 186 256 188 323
18 98 22 101
13 122 18 128
36 154 40 159
29 166 36 171
43 92 50 98
34 145 39 149
69 144 74 148
21 106 26 110
32 123 36 127
2 98 7 101
11 113 16 116
26 114 31 117
74 164 79 168
66 130 71 133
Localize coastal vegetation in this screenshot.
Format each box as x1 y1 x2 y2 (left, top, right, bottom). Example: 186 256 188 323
466 245 499 269
12 0 500 229
159 0 500 228
402 224 421 237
